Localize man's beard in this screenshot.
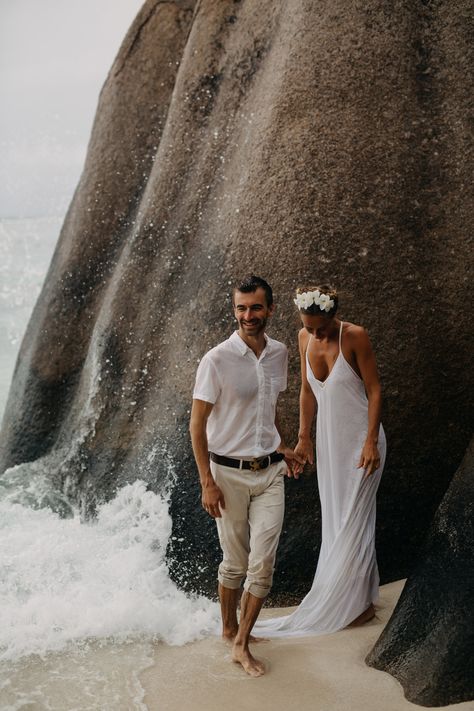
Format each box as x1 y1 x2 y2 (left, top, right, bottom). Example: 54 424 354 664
239 317 267 334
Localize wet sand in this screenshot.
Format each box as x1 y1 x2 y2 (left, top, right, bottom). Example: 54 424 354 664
140 580 474 711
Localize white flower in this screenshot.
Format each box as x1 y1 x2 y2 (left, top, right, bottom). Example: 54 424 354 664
294 293 307 309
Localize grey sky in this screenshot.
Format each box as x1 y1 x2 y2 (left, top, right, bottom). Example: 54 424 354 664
0 0 143 217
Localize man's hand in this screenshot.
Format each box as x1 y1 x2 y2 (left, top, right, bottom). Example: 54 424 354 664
278 445 306 479
202 478 226 518
357 440 381 479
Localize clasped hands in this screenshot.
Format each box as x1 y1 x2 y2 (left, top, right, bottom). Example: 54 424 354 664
282 437 313 479
281 449 305 478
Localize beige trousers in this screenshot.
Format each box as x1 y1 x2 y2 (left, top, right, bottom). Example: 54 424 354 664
210 459 286 598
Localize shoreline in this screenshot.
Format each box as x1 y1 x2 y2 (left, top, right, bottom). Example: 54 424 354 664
140 580 474 711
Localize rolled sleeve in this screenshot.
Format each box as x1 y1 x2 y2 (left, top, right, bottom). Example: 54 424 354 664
193 354 221 404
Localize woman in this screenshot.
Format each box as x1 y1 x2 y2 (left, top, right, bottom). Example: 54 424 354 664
255 285 386 637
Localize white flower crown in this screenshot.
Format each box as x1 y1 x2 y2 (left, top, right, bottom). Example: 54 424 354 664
294 289 335 312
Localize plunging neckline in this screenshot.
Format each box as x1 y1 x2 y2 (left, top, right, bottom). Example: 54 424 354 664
306 321 343 386
306 351 341 386
306 334 363 387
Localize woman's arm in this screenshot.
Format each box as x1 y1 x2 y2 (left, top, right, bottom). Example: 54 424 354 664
351 327 382 478
294 328 317 465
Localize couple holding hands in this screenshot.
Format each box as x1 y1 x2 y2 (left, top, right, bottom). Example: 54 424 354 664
190 275 386 677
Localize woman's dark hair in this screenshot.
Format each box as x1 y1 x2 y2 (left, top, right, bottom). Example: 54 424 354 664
234 275 273 307
295 284 338 317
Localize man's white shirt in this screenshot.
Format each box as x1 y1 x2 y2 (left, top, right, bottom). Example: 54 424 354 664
193 331 288 458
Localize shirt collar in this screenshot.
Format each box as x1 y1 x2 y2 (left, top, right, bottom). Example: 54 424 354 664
230 331 271 356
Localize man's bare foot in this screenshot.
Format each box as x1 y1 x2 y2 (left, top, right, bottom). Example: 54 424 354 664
347 603 376 627
232 644 265 677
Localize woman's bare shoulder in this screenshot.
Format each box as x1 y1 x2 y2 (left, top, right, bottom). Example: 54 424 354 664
343 321 371 347
298 327 310 350
298 327 310 342
343 321 368 334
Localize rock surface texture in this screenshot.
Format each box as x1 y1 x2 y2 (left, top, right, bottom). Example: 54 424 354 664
367 436 474 707
0 0 473 605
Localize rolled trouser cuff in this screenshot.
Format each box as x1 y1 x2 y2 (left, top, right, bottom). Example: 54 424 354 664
243 577 273 598
218 563 245 590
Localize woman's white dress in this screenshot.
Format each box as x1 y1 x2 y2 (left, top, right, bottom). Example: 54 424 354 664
255 322 386 637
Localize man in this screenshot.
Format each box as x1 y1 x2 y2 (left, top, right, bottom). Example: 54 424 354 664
190 275 302 677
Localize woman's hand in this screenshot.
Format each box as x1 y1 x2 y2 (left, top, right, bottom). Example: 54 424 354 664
357 440 381 479
294 436 314 467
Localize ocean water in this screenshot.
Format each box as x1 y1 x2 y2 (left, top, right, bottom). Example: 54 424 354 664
0 218 219 710
0 216 61 417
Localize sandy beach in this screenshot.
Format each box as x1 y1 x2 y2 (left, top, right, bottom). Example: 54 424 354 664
140 580 474 711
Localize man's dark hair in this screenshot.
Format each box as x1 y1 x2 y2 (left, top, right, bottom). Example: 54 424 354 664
234 275 273 307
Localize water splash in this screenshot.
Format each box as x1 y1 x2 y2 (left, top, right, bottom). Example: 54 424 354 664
0 479 219 663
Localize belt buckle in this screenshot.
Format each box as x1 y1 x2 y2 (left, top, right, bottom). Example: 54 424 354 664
249 455 270 471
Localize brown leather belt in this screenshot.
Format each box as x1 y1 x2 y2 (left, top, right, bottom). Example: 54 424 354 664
210 451 284 471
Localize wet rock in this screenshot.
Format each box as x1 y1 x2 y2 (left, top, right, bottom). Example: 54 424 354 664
366 436 474 707
0 0 473 600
